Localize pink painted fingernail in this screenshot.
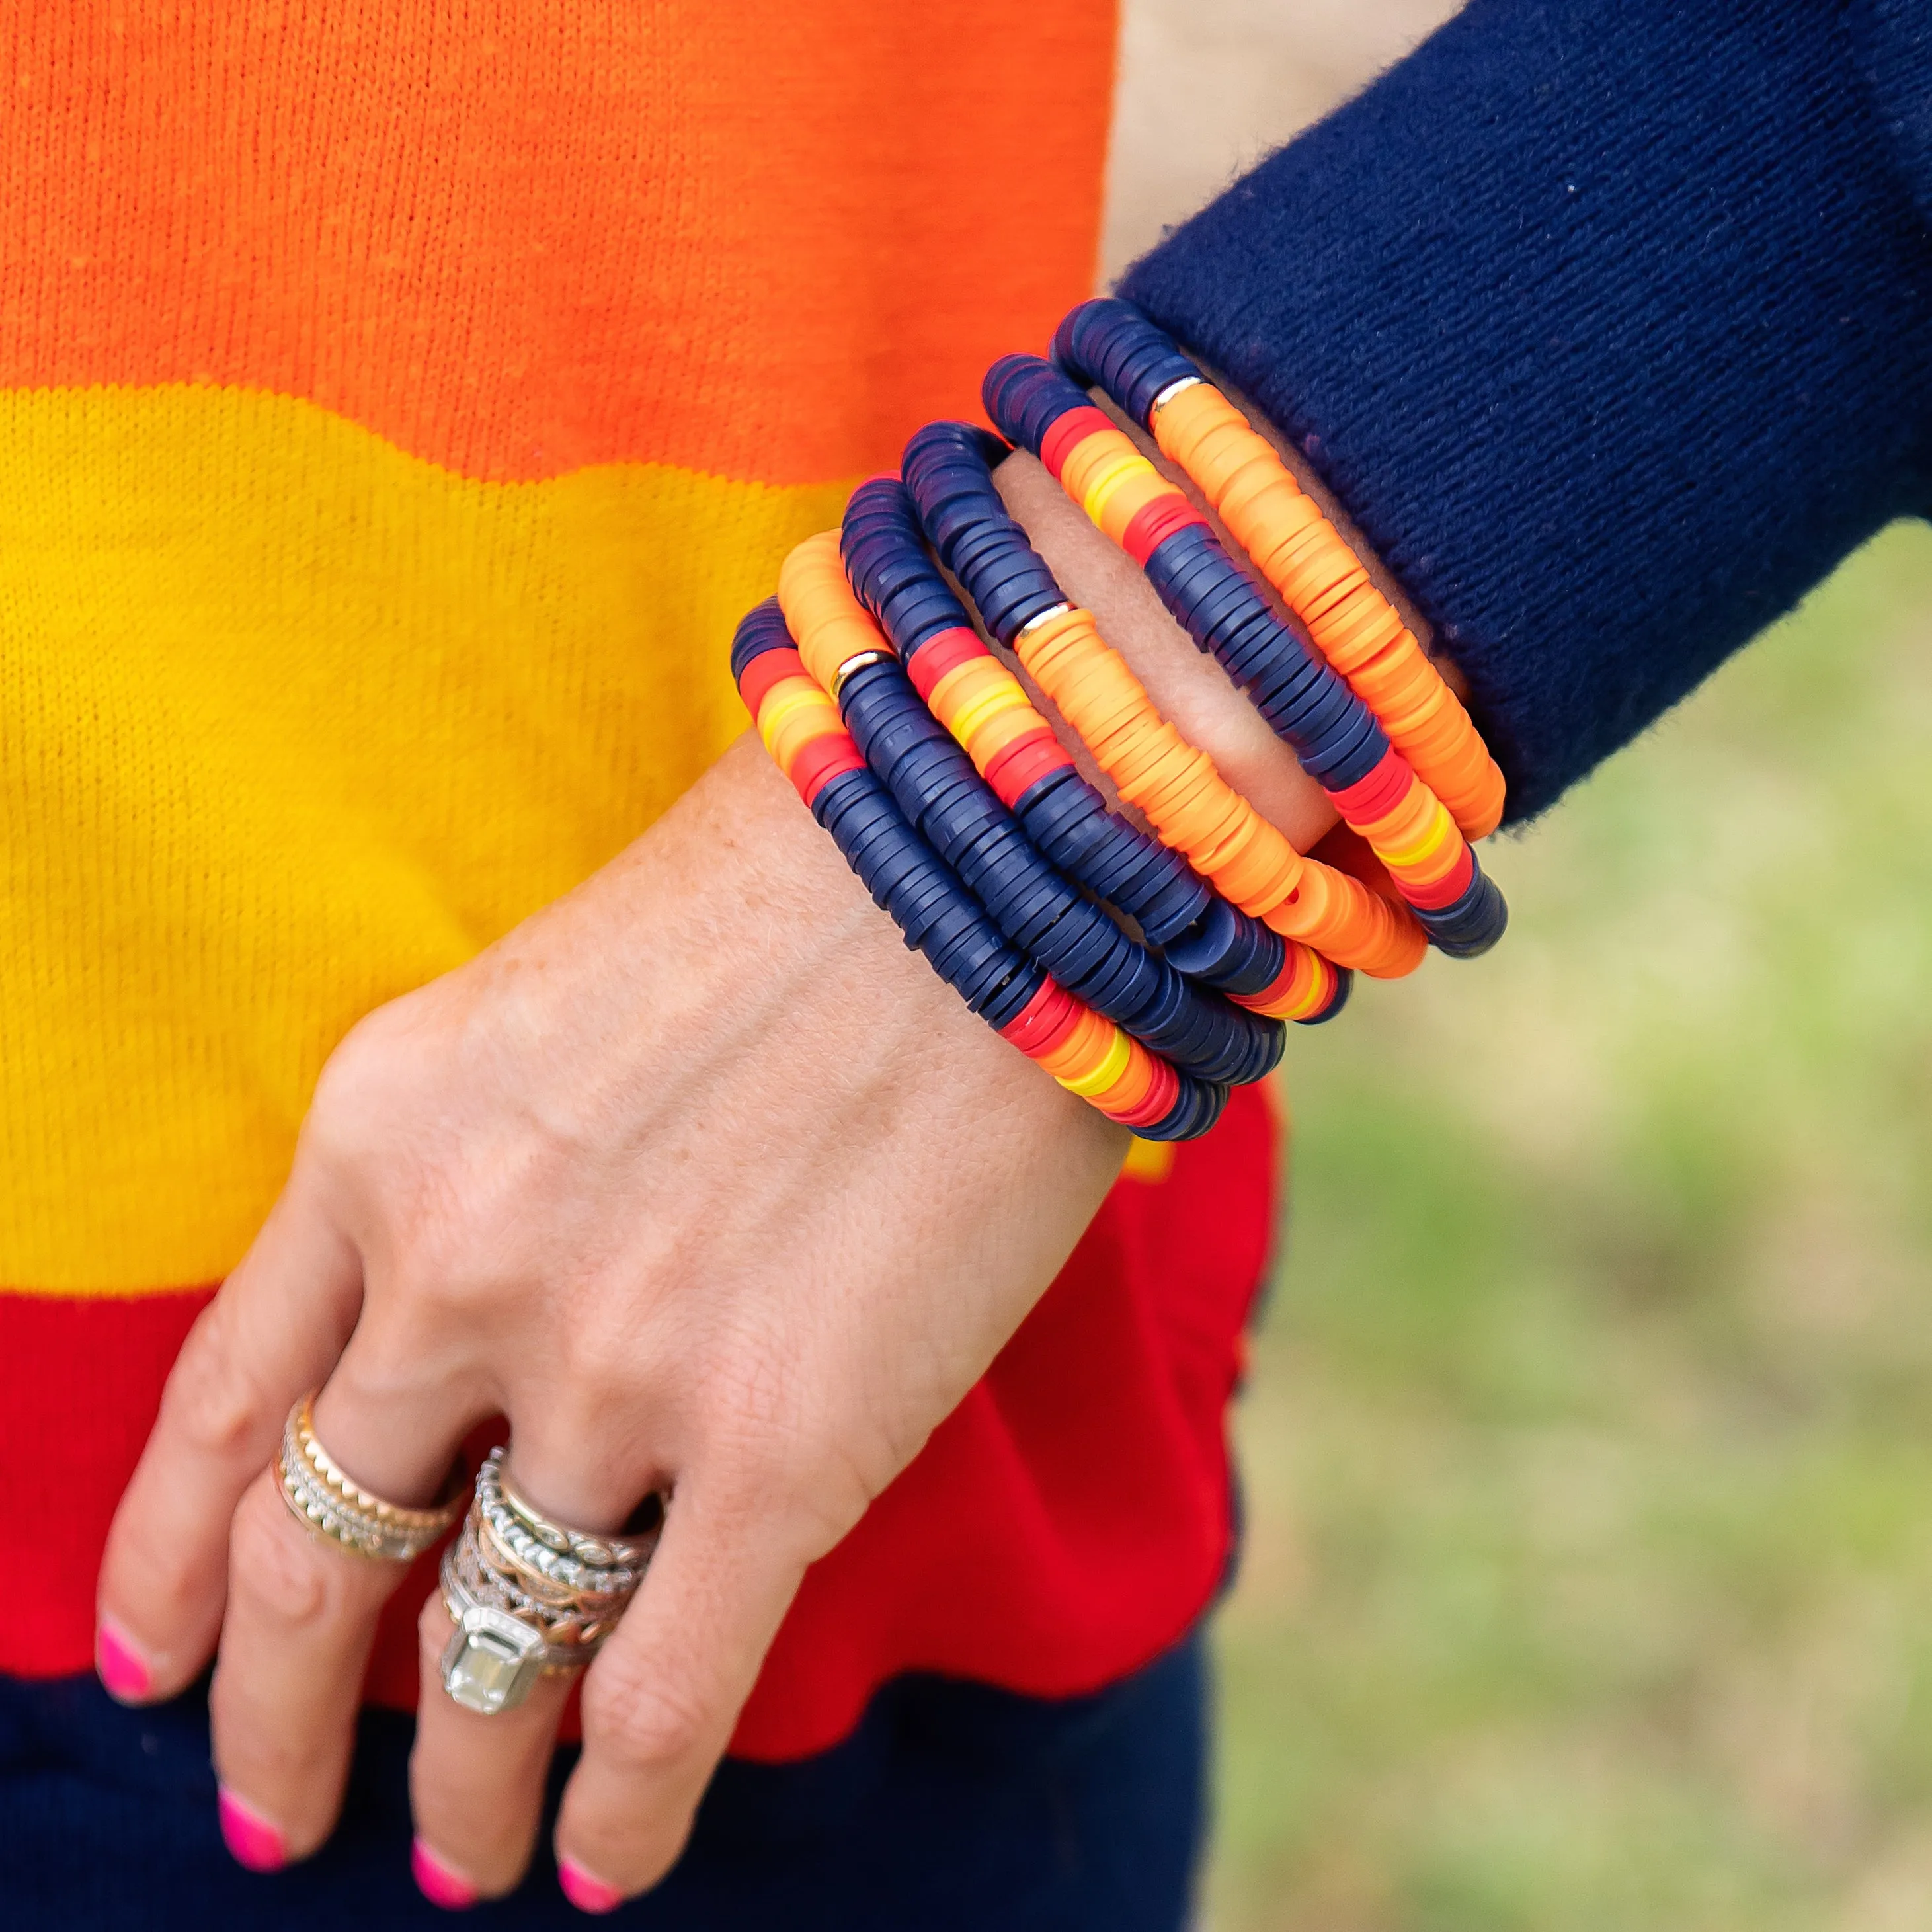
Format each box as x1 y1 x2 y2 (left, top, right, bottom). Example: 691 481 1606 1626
558 1857 624 1914
218 1787 288 1872
95 1619 153 1703
412 1839 481 1910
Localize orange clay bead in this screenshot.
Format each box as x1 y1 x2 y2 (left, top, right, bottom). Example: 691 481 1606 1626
961 702 1045 769
778 530 885 692
758 680 844 774
1014 605 1425 978
1091 464 1176 547
1152 382 1505 840
920 654 1063 780
1036 1002 1114 1083
1096 1038 1160 1115
1059 425 1149 507
1060 1022 1135 1099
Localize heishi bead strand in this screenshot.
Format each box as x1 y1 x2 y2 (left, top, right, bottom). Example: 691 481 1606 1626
777 535 1283 1092
838 475 1349 1022
899 421 1428 983
983 354 1507 959
731 598 1225 1140
842 474 1210 949
1053 298 1506 842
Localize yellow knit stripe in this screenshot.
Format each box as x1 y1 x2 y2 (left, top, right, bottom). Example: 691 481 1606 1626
0 385 846 1292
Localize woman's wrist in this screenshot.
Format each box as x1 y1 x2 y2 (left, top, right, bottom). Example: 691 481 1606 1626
989 357 1472 864
992 448 1340 855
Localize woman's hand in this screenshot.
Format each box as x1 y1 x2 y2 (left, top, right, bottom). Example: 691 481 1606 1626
92 454 1334 1906
92 725 1125 1902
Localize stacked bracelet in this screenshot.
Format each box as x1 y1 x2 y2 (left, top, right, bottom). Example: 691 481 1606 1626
778 534 1286 1088
899 422 1426 986
1053 300 1506 842
732 598 1226 1139
838 475 1351 1021
982 354 1508 959
729 296 1512 1143
842 474 1211 947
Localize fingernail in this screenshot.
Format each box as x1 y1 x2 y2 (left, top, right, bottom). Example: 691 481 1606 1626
217 1787 288 1873
558 1857 624 1915
95 1618 153 1703
412 1838 481 1910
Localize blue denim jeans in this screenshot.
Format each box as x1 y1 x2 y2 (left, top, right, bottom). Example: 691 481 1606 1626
0 1631 1205 1929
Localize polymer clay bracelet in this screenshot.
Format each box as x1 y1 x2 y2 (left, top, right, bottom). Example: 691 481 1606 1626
732 597 1226 1140
838 474 1348 1021
840 475 1203 945
777 534 1286 1087
899 421 1428 982
982 356 1508 960
1053 300 1506 843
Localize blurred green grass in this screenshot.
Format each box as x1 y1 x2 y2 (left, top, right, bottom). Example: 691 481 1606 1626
1208 520 1932 1932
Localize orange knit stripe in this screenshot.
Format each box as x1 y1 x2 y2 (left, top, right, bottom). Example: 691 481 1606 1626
0 1 1114 486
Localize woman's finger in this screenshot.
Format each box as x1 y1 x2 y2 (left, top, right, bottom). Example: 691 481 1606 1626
95 1176 364 1701
406 1439 657 1904
407 1586 577 1904
550 1482 809 1910
202 1342 481 1868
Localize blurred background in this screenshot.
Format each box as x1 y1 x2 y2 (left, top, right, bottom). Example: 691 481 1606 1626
1103 7 1932 1929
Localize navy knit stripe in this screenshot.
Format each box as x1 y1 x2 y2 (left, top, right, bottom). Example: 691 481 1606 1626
1122 0 1932 822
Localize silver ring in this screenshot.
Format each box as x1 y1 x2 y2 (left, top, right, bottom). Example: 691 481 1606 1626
276 1393 463 1563
437 1451 661 1716
479 1449 656 1595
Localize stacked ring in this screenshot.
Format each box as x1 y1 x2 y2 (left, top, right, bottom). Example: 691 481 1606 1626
438 1449 660 1716
276 1394 464 1564
981 354 1508 960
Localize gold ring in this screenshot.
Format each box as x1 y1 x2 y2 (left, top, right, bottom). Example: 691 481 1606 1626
276 1392 464 1562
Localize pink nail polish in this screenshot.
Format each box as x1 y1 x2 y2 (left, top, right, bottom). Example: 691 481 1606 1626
95 1619 153 1703
412 1839 481 1910
217 1787 288 1873
558 1858 624 1914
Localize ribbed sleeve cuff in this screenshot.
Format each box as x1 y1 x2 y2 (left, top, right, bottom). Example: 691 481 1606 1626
1120 0 1932 822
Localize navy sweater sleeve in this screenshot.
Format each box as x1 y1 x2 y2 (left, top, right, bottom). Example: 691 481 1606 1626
1120 0 1932 823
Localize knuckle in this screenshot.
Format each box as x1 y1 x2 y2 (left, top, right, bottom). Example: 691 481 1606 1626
310 1005 414 1120
226 1483 332 1630
161 1308 273 1467
583 1652 711 1773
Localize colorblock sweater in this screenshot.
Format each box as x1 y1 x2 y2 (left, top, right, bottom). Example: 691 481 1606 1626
5 0 1927 1763
2 0 1271 1767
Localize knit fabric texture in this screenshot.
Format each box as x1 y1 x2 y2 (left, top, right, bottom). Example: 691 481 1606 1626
0 0 1284 1768
1123 0 1932 822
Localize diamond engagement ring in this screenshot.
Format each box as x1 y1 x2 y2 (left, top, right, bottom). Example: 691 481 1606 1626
438 1448 662 1716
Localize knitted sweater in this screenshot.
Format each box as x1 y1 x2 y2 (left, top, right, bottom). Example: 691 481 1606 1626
1129 0 1932 821
2 0 1285 1766
6 0 1923 1768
